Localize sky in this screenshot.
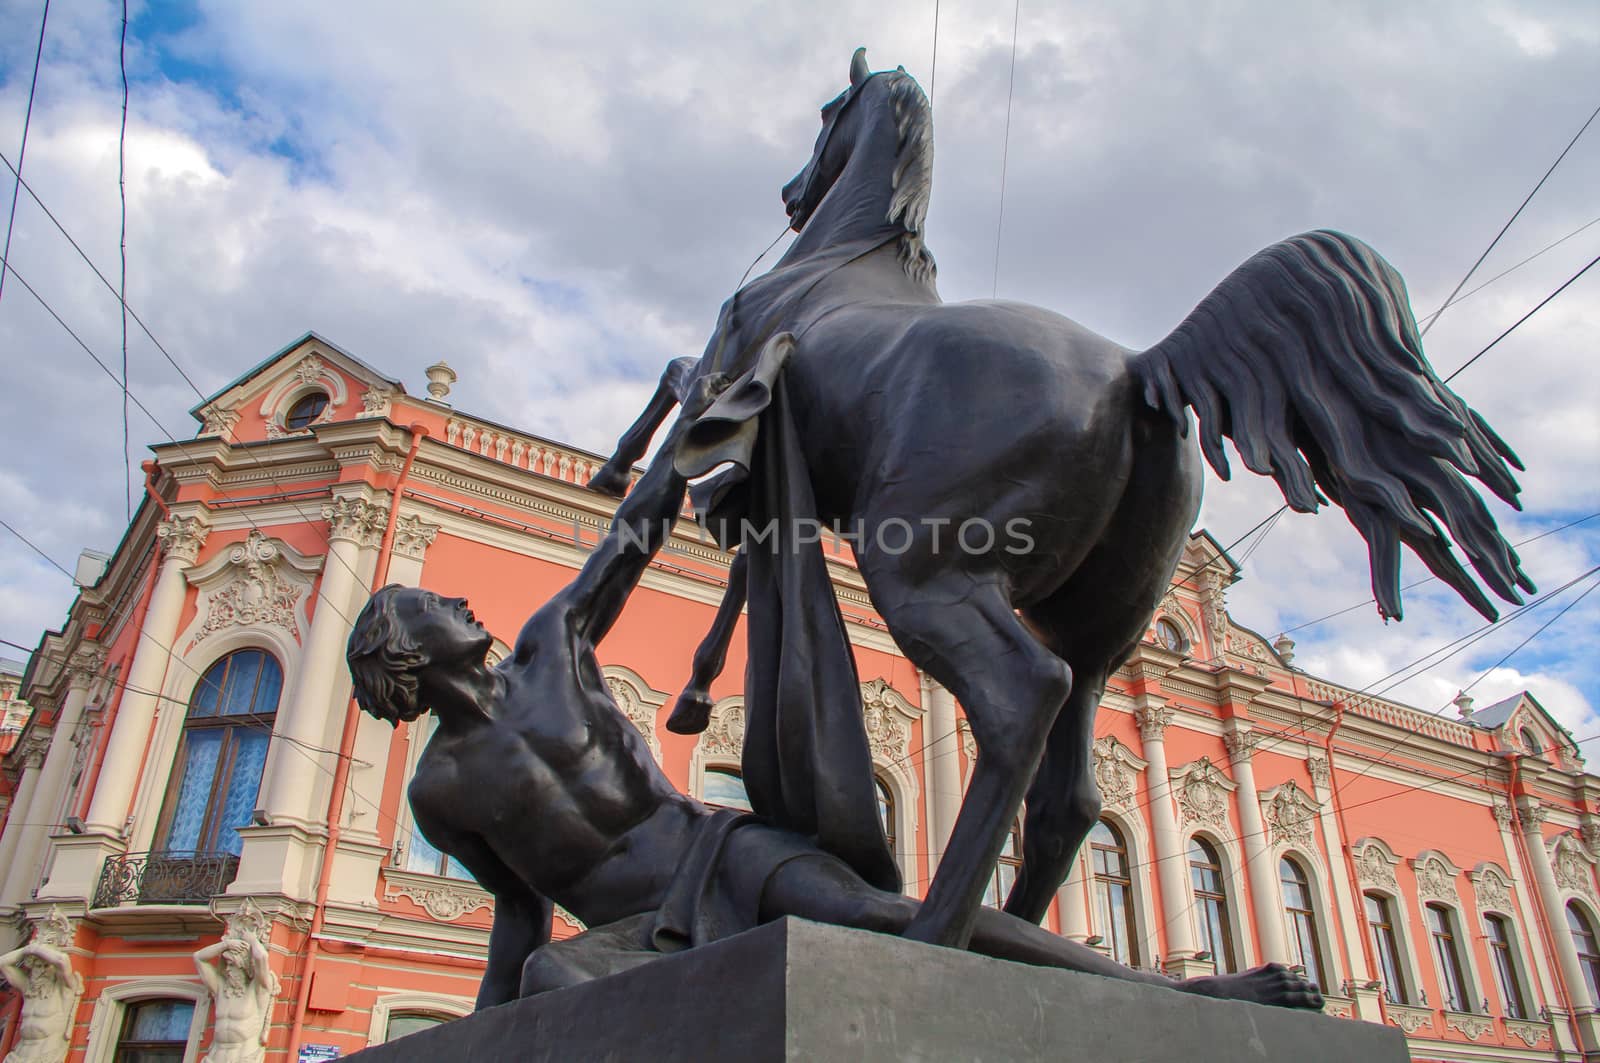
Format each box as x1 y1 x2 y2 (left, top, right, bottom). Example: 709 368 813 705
0 2 1596 746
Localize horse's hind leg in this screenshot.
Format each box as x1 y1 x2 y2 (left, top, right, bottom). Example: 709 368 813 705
589 356 700 496
866 565 1071 950
666 547 748 735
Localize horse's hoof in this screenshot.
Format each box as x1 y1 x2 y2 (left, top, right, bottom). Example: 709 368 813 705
588 463 630 497
666 690 713 734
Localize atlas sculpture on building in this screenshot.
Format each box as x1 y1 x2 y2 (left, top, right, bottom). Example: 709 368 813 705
346 50 1529 1013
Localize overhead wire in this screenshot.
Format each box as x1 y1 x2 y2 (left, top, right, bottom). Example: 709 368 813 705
1421 98 1600 337
1414 213 1600 330
0 517 80 585
990 0 1020 298
0 0 49 310
1443 251 1600 384
118 0 131 520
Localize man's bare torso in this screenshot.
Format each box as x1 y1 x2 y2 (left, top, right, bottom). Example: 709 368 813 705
407 603 704 927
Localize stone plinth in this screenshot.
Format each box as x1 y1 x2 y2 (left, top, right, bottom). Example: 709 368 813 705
350 917 1409 1062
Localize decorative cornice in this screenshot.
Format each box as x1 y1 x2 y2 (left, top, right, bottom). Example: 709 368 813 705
1410 851 1462 905
156 514 210 564
1093 736 1148 813
1504 1018 1551 1048
1551 833 1597 900
1352 838 1400 892
392 514 442 561
1261 781 1320 848
322 496 388 547
1469 864 1513 913
66 646 105 691
1172 757 1237 831
1442 1011 1492 1040
860 679 914 763
1519 798 1549 828
198 403 240 438
384 870 494 922
1221 724 1259 762
1135 704 1176 742
1383 1002 1434 1035
360 387 396 419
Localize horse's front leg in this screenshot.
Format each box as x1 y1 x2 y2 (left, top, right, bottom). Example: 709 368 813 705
589 356 701 497
666 547 748 734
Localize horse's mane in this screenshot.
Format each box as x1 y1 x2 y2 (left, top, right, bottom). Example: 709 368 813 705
884 72 937 289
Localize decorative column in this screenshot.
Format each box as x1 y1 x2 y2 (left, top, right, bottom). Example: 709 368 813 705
1224 723 1290 963
1 650 104 903
1519 799 1596 1012
920 674 963 872
1491 797 1565 1021
258 494 386 829
1134 699 1201 968
84 514 209 835
0 736 51 906
1304 754 1373 1016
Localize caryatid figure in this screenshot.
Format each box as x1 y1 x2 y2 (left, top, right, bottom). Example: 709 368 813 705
193 903 279 1063
0 909 84 1063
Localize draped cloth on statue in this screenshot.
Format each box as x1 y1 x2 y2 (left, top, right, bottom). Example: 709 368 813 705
675 327 901 895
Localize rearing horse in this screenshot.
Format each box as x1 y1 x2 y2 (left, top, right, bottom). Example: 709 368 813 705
592 49 1532 950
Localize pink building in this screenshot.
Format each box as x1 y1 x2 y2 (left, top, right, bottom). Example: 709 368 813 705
1 333 1596 1062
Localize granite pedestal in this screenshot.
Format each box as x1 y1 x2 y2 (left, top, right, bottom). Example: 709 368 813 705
351 917 1410 1061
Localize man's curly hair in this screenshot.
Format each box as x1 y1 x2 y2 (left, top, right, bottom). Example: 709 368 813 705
347 584 427 725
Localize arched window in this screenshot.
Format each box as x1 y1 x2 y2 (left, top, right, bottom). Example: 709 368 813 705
1279 857 1327 989
1567 903 1600 1006
1364 893 1410 1003
874 775 895 854
1090 820 1138 966
383 1011 452 1044
1484 913 1529 1019
983 820 1023 909
1189 838 1236 973
1521 727 1544 758
703 767 752 812
1155 617 1187 653
285 391 330 430
114 999 194 1062
155 650 281 857
1425 903 1470 1011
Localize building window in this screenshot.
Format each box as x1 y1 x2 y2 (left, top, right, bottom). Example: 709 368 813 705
703 767 752 812
874 775 895 854
1364 893 1410 1003
1155 617 1187 653
1521 727 1543 758
1426 903 1471 1011
1189 838 1236 972
114 999 194 1063
1484 913 1529 1019
1090 819 1139 966
983 820 1023 909
1279 857 1327 989
404 827 473 881
154 650 281 856
285 391 330 430
383 1011 451 1043
1568 903 1600 1006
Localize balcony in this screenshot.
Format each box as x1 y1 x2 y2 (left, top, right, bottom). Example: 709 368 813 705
93 850 240 908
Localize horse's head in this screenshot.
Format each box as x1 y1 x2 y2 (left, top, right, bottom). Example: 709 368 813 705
781 48 932 240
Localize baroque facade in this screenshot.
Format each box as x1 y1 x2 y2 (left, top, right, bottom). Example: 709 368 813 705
1 333 1597 1062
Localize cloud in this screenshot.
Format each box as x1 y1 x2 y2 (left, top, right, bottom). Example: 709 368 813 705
0 0 1595 724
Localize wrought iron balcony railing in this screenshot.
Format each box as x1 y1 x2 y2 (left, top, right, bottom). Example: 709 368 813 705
93 850 240 908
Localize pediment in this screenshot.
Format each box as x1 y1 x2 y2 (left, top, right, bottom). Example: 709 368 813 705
189 334 405 441
178 531 322 652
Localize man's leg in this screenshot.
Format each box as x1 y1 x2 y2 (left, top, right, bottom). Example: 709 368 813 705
758 853 1322 1010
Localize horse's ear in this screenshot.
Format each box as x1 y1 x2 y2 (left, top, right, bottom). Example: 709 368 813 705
849 48 870 87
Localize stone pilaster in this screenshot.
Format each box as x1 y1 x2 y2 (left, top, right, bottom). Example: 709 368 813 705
920 675 963 873
0 736 51 906
1223 723 1290 964
1134 700 1201 971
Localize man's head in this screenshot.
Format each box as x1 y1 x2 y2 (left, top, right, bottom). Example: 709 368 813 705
347 585 492 725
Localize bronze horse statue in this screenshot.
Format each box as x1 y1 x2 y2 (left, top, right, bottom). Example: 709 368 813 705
590 49 1532 950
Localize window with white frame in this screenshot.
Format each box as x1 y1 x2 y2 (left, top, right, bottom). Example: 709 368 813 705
1484 913 1530 1019
1425 903 1471 1011
1568 902 1600 1007
1279 856 1327 989
1364 892 1411 1004
1090 819 1139 967
1189 837 1237 972
113 999 194 1063
982 820 1023 910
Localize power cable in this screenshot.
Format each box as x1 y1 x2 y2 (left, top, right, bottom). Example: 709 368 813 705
1415 214 1600 330
990 0 1020 298
1443 251 1600 384
0 517 79 585
1421 98 1600 337
0 0 50 308
118 0 131 520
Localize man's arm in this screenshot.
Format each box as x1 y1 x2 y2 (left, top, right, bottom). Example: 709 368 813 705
193 942 224 994
0 947 24 986
415 812 553 1010
561 377 721 646
28 944 75 988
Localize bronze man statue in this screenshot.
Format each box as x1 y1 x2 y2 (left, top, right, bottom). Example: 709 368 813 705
346 381 1322 1012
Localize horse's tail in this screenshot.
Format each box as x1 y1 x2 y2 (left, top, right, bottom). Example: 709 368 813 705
1129 229 1534 621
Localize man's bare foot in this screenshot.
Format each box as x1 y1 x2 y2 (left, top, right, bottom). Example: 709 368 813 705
1175 963 1325 1010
